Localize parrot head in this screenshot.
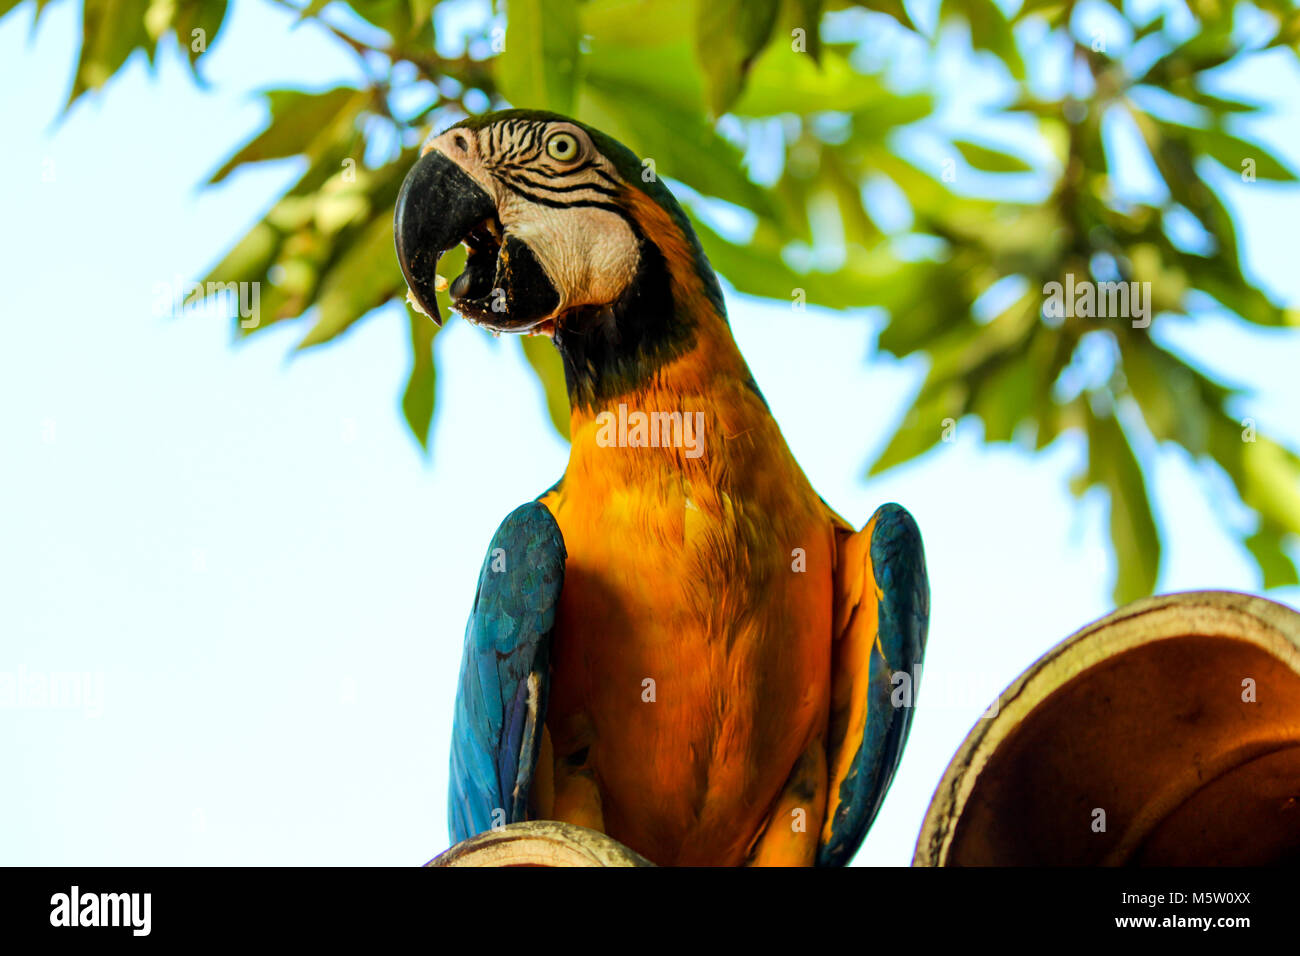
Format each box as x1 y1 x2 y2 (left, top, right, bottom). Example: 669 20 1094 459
394 110 728 405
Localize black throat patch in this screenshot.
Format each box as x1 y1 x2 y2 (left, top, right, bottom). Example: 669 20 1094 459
551 227 702 410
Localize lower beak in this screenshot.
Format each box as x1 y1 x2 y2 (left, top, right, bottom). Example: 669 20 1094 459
394 149 496 326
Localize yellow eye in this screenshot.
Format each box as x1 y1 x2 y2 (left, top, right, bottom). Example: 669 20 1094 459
546 132 579 162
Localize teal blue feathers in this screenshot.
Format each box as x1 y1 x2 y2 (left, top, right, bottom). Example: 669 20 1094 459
447 502 566 844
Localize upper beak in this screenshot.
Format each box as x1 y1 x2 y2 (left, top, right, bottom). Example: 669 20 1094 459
394 149 496 326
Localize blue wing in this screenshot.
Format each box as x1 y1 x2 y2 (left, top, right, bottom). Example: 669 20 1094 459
447 501 566 845
818 502 930 867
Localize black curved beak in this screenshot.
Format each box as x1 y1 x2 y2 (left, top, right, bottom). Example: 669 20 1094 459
394 149 496 327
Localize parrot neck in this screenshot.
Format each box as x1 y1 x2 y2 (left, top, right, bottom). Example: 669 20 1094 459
551 188 734 413
560 309 769 478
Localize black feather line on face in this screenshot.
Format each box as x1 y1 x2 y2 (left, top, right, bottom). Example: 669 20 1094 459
504 173 620 197
497 180 629 216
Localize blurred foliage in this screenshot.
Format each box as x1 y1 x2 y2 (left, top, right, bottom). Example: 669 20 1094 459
11 0 1300 603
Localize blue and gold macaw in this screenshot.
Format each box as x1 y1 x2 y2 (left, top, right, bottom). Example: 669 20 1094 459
395 110 929 866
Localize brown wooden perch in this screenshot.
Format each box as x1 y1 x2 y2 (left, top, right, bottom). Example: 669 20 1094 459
428 821 653 867
914 590 1300 866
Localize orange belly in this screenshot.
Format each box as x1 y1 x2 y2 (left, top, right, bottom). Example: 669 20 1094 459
538 413 834 865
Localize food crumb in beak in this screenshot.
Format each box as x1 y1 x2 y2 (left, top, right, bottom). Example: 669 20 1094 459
405 288 428 316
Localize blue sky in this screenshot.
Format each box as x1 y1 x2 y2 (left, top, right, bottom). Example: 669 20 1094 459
2 0 1298 866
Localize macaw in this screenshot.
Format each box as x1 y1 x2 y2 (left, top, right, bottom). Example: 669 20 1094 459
394 110 929 866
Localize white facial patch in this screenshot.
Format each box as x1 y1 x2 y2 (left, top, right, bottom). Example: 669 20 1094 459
499 200 640 314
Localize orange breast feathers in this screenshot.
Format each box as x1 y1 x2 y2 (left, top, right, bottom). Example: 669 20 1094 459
533 320 838 866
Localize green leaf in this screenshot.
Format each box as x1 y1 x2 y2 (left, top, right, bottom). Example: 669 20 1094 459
1084 408 1161 605
1245 525 1300 590
1213 425 1300 589
1146 114 1296 185
208 87 369 184
200 146 417 339
347 0 413 41
576 79 773 215
1033 393 1086 451
1197 127 1298 181
297 210 405 349
202 222 282 294
690 214 894 308
970 353 1034 442
821 148 879 245
734 45 916 116
580 0 705 115
867 384 964 474
401 307 438 451
296 0 331 21
967 294 1041 441
1133 12 1165 40
788 0 824 61
172 0 227 68
498 0 580 112
873 262 969 357
65 0 228 106
1130 110 1242 262
690 219 809 300
1170 247 1299 327
1240 437 1300 533
67 0 152 107
1012 0 1067 26
521 335 571 439
695 0 781 115
945 0 1024 79
1138 26 1239 86
1120 340 1216 455
1179 88 1263 116
918 291 1038 389
951 138 1034 173
849 0 917 33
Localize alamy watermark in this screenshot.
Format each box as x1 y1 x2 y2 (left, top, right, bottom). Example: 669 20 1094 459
1043 273 1151 329
594 402 705 459
152 275 261 328
50 886 150 936
0 666 103 718
891 665 1001 718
